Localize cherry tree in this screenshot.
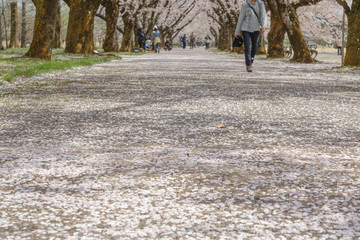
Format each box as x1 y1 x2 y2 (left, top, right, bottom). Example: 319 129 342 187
100 0 120 52
205 0 242 51
336 0 360 66
154 0 200 41
274 0 324 63
52 1 61 49
9 0 19 48
63 0 102 54
266 0 286 58
95 0 200 52
206 0 323 62
25 0 58 60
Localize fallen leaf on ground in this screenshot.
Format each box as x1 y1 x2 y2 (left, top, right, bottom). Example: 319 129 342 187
216 123 227 128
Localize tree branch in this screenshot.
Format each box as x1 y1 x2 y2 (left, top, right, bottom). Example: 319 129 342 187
334 0 351 15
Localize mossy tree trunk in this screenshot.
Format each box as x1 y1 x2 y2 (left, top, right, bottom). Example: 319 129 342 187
52 1 62 48
134 17 140 48
218 23 231 51
63 0 101 54
345 4 360 66
9 1 19 48
210 26 218 48
120 13 134 52
212 9 226 51
337 0 360 66
102 0 119 52
0 11 3 49
1 6 9 48
275 0 314 63
21 1 26 48
218 26 227 50
25 0 58 60
216 15 236 52
266 0 286 58
218 26 225 50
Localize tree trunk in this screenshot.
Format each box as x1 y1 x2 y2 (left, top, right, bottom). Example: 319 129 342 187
344 4 360 67
25 0 58 60
218 24 228 51
227 27 233 51
64 0 101 54
9 1 20 48
0 10 3 49
120 14 134 52
257 32 267 55
52 1 61 48
102 0 119 52
20 1 26 48
134 17 139 48
275 0 314 63
267 0 286 58
2 9 8 48
210 26 218 48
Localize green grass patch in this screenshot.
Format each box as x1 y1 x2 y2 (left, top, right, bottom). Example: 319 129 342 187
0 48 121 83
2 56 117 82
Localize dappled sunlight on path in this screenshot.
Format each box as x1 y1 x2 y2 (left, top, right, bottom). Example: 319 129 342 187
1 48 359 239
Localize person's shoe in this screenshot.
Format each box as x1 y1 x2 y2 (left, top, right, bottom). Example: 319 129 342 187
246 66 253 72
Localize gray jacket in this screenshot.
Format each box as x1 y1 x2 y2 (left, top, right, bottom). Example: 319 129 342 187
235 0 266 34
152 30 161 41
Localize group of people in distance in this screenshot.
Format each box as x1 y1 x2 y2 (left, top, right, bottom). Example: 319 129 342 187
179 33 212 50
137 26 172 53
137 26 212 53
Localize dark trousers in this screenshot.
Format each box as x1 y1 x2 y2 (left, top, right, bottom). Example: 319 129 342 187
242 31 260 66
183 42 186 49
337 47 342 55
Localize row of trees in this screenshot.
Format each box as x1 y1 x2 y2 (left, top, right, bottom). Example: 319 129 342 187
95 0 201 52
3 0 201 60
0 0 31 49
206 0 359 66
1 0 359 66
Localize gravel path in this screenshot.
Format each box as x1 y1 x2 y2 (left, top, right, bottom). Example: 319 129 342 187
1 48 359 239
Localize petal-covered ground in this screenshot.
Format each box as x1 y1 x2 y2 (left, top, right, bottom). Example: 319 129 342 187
0 49 359 239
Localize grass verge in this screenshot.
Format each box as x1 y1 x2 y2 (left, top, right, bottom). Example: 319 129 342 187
2 57 118 82
0 48 121 85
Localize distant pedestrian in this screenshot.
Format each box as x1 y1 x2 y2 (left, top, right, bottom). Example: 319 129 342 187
235 0 266 72
137 28 146 50
164 39 172 51
205 35 211 50
182 34 187 49
336 40 342 55
190 32 195 49
152 26 161 53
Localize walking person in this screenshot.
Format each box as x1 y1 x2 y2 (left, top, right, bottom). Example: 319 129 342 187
182 34 187 49
152 26 161 53
190 32 195 49
234 0 266 72
336 40 342 56
205 35 211 50
137 28 146 50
